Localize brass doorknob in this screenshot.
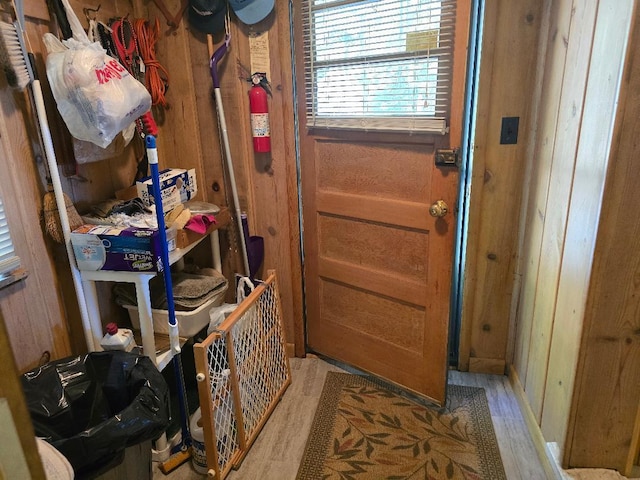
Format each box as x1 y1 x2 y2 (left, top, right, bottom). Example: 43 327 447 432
429 200 449 218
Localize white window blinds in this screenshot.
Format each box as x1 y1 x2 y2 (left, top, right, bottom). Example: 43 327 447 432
0 196 20 278
302 0 457 134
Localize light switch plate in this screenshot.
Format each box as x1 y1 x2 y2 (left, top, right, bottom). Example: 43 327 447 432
500 117 519 144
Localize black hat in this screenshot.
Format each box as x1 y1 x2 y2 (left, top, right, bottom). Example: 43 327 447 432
188 0 227 34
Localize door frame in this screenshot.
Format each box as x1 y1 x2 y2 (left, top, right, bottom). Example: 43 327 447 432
449 0 484 366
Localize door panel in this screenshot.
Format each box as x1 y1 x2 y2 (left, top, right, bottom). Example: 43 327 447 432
304 135 456 403
295 2 471 404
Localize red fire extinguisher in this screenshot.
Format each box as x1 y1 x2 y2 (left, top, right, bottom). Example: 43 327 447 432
249 73 271 153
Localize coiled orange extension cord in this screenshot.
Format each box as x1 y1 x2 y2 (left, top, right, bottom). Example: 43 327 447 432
133 18 170 108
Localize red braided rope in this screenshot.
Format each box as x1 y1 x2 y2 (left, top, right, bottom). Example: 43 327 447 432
111 18 138 73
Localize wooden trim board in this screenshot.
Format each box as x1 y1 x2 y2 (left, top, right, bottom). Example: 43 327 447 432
468 357 506 375
508 365 562 480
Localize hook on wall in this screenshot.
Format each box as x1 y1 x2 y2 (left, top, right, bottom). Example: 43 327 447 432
151 0 188 30
83 4 101 23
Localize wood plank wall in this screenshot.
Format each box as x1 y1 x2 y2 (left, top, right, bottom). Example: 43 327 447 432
1 0 303 371
459 0 542 373
3 1 640 472
141 0 305 354
542 0 635 454
515 0 601 426
508 0 638 473
84 0 303 354
564 1 640 473
0 8 74 372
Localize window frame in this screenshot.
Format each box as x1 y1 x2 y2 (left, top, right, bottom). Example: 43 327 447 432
301 0 457 135
0 194 23 288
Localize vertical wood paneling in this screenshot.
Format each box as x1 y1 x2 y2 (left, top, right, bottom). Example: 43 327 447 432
510 0 639 471
1 0 304 371
506 0 552 373
508 0 568 381
542 0 635 450
223 8 301 352
513 0 571 386
563 0 639 473
0 56 72 370
253 7 302 352
141 0 205 187
524 0 598 422
127 1 304 352
276 3 306 356
460 0 542 372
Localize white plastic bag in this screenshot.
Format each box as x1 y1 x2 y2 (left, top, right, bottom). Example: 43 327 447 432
236 276 255 303
42 0 151 148
206 277 256 335
207 303 237 335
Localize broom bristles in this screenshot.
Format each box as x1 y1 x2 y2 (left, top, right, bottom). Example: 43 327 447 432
0 20 30 89
44 192 83 244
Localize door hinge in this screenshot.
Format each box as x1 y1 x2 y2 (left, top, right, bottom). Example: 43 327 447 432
435 148 460 168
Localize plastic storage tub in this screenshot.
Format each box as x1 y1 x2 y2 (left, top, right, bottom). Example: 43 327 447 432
124 289 225 338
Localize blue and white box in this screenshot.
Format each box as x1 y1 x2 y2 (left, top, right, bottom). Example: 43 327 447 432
136 168 197 212
70 225 164 272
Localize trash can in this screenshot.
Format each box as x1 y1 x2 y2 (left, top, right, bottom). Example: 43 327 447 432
21 351 171 480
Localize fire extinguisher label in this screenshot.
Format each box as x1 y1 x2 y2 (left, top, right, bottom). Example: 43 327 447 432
251 113 270 137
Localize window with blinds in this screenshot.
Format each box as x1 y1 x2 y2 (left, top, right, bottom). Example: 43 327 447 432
302 0 456 134
0 196 20 279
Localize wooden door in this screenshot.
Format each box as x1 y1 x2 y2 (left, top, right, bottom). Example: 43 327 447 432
294 2 471 404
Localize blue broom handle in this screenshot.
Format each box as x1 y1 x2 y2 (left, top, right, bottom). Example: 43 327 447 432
145 135 180 353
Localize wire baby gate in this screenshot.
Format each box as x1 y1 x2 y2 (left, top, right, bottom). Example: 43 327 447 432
194 270 291 479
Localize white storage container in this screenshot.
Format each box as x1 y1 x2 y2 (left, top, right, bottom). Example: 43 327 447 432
190 408 207 474
124 289 225 338
100 323 137 352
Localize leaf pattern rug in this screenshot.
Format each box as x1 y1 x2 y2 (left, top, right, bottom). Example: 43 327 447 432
297 372 506 480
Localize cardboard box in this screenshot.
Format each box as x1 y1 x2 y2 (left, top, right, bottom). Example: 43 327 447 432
176 207 231 249
136 168 197 212
71 225 164 272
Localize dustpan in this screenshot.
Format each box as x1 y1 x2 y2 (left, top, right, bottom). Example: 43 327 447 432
241 213 263 279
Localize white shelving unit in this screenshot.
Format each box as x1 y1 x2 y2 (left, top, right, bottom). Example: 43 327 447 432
80 213 227 371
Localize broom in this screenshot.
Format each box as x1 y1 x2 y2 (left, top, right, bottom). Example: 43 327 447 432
42 171 83 244
0 0 94 351
0 4 82 242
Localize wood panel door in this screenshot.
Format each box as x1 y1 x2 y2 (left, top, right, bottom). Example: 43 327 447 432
294 2 471 404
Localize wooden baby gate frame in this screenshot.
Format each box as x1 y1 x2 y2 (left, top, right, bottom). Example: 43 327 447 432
193 270 291 479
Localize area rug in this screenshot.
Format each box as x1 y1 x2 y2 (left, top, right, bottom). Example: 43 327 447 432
297 372 506 480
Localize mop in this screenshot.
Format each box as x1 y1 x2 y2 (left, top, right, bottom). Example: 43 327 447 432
145 134 194 474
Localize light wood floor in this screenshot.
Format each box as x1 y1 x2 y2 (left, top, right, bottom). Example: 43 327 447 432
152 357 629 480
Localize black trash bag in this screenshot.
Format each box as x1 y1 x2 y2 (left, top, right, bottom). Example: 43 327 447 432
21 351 170 479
